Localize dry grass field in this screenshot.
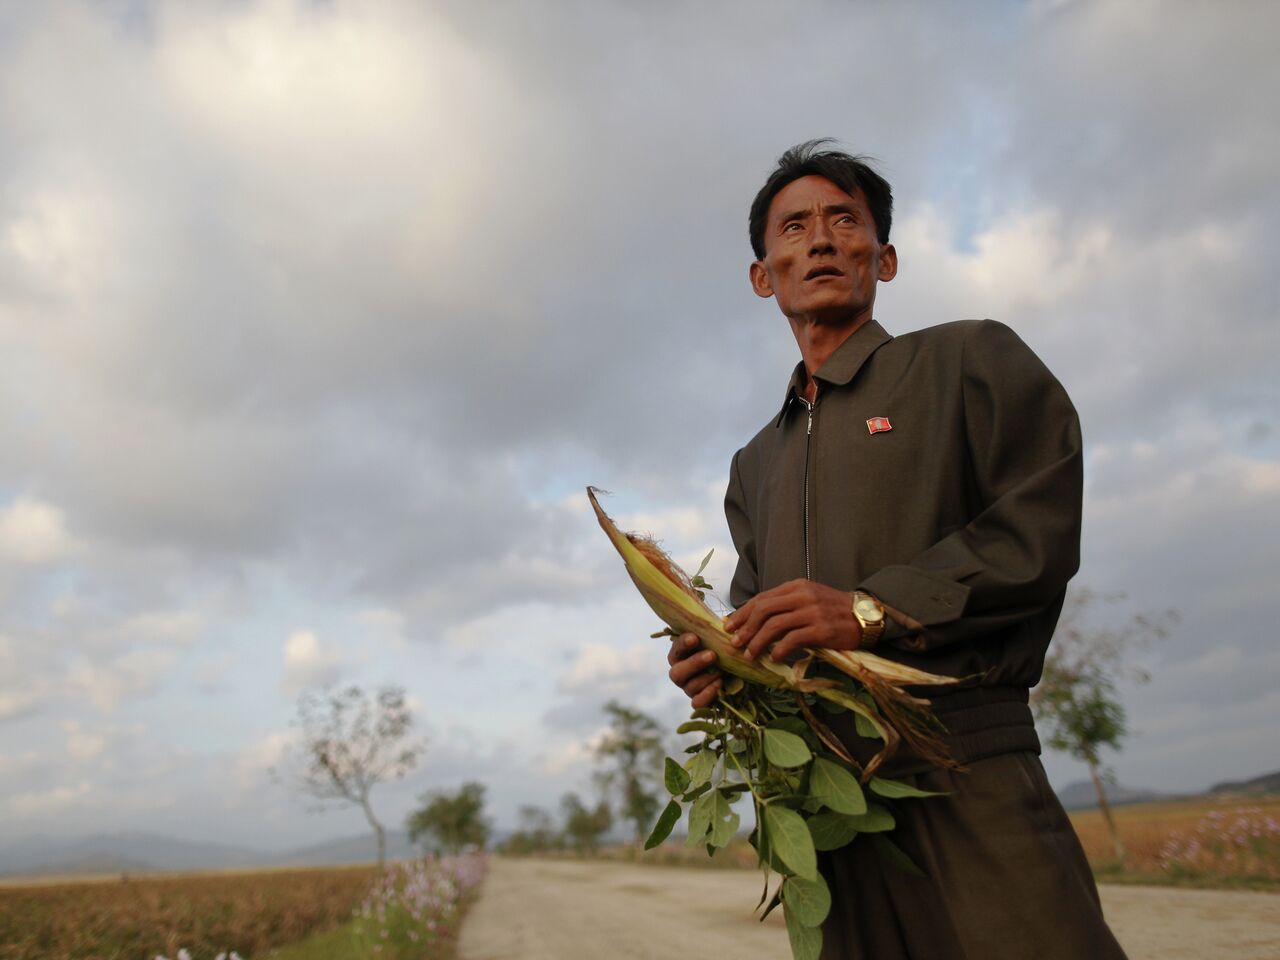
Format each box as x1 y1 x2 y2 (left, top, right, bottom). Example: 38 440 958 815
0 864 376 960
1070 794 1280 885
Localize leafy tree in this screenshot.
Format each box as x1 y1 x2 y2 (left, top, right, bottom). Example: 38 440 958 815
499 804 562 855
1032 589 1175 862
279 685 426 868
407 781 490 854
560 792 612 855
594 700 665 845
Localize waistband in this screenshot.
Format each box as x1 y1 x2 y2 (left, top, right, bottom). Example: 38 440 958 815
834 684 1040 779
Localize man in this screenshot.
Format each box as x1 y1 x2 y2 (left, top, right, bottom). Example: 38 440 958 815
667 141 1127 959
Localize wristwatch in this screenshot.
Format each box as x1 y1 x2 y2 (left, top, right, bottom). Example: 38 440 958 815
851 591 886 648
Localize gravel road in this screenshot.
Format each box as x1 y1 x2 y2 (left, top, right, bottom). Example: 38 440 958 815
458 858 1280 960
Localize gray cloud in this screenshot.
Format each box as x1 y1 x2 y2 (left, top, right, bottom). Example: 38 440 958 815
0 0 1277 844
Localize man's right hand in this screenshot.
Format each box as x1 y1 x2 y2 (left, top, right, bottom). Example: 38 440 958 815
667 632 722 709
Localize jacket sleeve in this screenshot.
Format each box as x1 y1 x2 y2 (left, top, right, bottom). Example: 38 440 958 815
724 448 760 610
858 320 1083 652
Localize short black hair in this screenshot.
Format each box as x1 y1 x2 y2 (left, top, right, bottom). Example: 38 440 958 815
748 140 893 259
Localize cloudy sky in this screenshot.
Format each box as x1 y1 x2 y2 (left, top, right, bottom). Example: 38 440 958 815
1 0 1276 852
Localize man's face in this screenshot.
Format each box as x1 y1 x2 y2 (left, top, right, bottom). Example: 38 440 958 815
749 175 897 327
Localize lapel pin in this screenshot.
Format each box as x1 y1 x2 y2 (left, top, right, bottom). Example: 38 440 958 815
866 416 892 435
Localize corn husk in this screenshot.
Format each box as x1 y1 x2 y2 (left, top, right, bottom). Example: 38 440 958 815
588 486 962 776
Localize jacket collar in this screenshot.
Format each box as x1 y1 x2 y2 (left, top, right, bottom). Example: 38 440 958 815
774 318 893 427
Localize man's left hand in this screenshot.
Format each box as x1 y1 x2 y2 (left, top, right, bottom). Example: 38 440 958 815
724 579 863 662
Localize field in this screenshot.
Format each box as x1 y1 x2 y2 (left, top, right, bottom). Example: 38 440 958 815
1069 793 1280 887
566 793 1280 890
0 856 486 960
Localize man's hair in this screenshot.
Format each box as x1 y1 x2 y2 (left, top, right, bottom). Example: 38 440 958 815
748 140 893 259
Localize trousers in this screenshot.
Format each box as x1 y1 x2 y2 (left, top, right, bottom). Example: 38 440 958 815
818 751 1129 959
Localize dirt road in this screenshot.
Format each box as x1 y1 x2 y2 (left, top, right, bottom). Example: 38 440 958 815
458 858 1280 960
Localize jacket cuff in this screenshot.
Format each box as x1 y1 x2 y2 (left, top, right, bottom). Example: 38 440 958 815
858 565 970 645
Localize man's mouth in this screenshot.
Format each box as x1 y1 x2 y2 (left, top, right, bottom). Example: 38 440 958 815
804 266 844 280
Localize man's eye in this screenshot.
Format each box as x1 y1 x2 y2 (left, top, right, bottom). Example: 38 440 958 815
783 222 803 231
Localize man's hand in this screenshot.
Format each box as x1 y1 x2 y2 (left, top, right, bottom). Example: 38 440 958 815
667 633 722 709
724 579 862 662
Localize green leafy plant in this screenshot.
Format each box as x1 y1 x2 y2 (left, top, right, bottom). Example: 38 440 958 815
588 488 958 959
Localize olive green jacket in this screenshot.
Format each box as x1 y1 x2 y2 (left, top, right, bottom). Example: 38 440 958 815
725 318 1083 771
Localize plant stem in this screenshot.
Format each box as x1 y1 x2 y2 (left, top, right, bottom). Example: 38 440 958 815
717 696 759 730
725 740 764 805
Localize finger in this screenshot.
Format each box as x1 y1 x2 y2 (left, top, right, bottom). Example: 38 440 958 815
744 609 811 661
667 632 701 665
668 649 718 685
690 677 723 709
682 670 721 697
724 579 808 632
730 593 804 648
769 627 822 662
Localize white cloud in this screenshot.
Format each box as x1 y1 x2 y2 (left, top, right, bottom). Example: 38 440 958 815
0 496 77 565
68 648 178 711
559 642 654 692
282 629 343 692
7 780 93 819
62 720 107 763
539 729 607 777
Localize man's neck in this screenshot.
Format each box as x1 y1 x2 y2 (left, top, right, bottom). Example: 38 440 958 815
789 312 873 403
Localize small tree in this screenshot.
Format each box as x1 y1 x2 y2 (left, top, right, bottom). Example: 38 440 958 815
1032 589 1175 863
499 805 561 855
281 685 426 868
594 700 664 846
560 791 612 855
406 781 490 854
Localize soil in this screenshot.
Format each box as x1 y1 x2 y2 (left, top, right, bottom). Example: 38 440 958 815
457 858 1280 960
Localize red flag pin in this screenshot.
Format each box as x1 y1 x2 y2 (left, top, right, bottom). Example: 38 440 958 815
866 416 892 435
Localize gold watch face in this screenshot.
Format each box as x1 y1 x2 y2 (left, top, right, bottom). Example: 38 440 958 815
854 597 884 623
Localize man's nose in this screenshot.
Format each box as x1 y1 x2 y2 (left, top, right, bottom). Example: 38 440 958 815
808 218 835 255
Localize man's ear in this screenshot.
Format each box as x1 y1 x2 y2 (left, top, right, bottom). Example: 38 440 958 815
878 243 898 282
749 260 774 299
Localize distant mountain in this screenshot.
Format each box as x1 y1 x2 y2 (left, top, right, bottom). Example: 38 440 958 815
1209 770 1280 795
0 832 259 876
1053 780 1176 810
0 829 424 878
267 830 417 867
12 852 156 877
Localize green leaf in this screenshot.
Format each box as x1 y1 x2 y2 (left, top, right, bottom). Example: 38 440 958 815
664 756 691 795
710 792 740 849
685 748 717 786
644 800 681 850
695 549 714 578
844 804 895 833
785 901 824 960
784 874 832 928
676 720 725 736
807 812 860 851
815 696 847 714
807 757 867 815
760 883 784 921
763 729 812 768
685 790 716 848
870 834 927 878
854 711 882 738
752 820 786 874
769 716 811 738
682 781 711 802
868 776 947 800
763 804 817 880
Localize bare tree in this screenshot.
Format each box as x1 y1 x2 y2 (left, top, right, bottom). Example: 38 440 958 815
280 684 426 868
1032 589 1176 863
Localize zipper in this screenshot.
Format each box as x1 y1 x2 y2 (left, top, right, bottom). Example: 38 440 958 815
801 396 815 581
